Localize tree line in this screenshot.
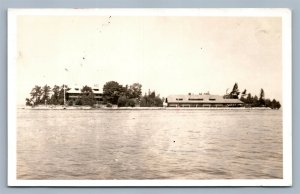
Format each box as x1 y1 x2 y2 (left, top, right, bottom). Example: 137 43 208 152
225 83 281 109
26 85 69 106
102 81 163 107
25 81 164 107
26 82 281 109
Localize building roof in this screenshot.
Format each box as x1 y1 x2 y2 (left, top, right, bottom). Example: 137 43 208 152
67 88 81 94
167 94 243 104
66 85 102 94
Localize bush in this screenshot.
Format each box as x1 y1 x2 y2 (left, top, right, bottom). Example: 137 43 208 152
126 98 136 107
117 96 127 107
58 98 64 105
140 94 163 107
67 100 74 106
106 103 112 108
74 98 82 105
25 98 32 106
154 97 163 107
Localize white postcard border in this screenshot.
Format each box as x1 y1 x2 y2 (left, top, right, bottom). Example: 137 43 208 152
7 8 292 187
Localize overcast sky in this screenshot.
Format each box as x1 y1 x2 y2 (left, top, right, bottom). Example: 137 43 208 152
16 15 282 104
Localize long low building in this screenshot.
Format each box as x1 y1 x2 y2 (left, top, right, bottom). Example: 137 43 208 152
166 94 244 107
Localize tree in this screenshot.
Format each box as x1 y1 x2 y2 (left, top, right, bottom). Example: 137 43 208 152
275 101 281 109
30 85 42 105
126 98 136 107
239 89 281 109
81 85 95 106
242 89 247 95
103 81 124 104
269 99 281 109
74 98 82 105
25 98 32 106
140 90 163 107
117 95 137 107
259 88 265 106
259 88 265 100
117 96 127 107
67 100 74 106
252 95 259 107
229 83 240 99
41 85 51 104
50 85 60 105
149 91 156 98
239 89 247 103
58 85 70 105
128 83 142 100
241 89 247 98
240 96 246 103
153 96 163 107
265 98 271 108
140 97 148 107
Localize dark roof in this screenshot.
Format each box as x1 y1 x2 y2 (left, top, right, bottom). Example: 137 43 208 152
67 87 102 94
167 94 243 104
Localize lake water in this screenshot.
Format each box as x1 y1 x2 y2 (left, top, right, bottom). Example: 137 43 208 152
16 109 282 180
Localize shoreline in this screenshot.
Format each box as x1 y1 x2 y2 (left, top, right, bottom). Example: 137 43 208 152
18 105 273 110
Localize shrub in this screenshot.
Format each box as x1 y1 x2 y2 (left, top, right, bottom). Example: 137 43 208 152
67 100 74 106
126 98 136 107
117 96 127 107
74 98 82 105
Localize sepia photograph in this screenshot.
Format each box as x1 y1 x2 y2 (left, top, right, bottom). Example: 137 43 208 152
7 9 292 186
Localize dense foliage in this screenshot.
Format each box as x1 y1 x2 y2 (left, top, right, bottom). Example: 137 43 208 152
140 90 163 107
225 83 281 109
26 84 70 106
25 81 163 107
25 81 281 109
80 85 96 106
240 93 281 109
103 81 124 104
103 81 144 107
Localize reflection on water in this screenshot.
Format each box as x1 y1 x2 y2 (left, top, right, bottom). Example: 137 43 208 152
16 109 282 179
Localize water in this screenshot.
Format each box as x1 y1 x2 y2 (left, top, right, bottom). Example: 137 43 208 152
16 109 282 180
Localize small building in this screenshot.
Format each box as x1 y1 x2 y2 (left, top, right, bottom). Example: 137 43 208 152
166 94 243 107
66 85 103 103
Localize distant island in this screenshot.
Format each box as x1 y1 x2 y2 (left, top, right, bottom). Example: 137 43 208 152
25 81 281 109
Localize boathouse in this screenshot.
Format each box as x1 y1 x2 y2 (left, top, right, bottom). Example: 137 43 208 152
166 94 244 107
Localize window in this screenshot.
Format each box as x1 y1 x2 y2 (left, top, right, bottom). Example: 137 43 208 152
209 98 216 101
93 89 99 91
188 98 203 101
176 98 183 101
75 88 79 91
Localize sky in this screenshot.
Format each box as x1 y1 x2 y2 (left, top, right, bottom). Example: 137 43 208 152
16 15 282 105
